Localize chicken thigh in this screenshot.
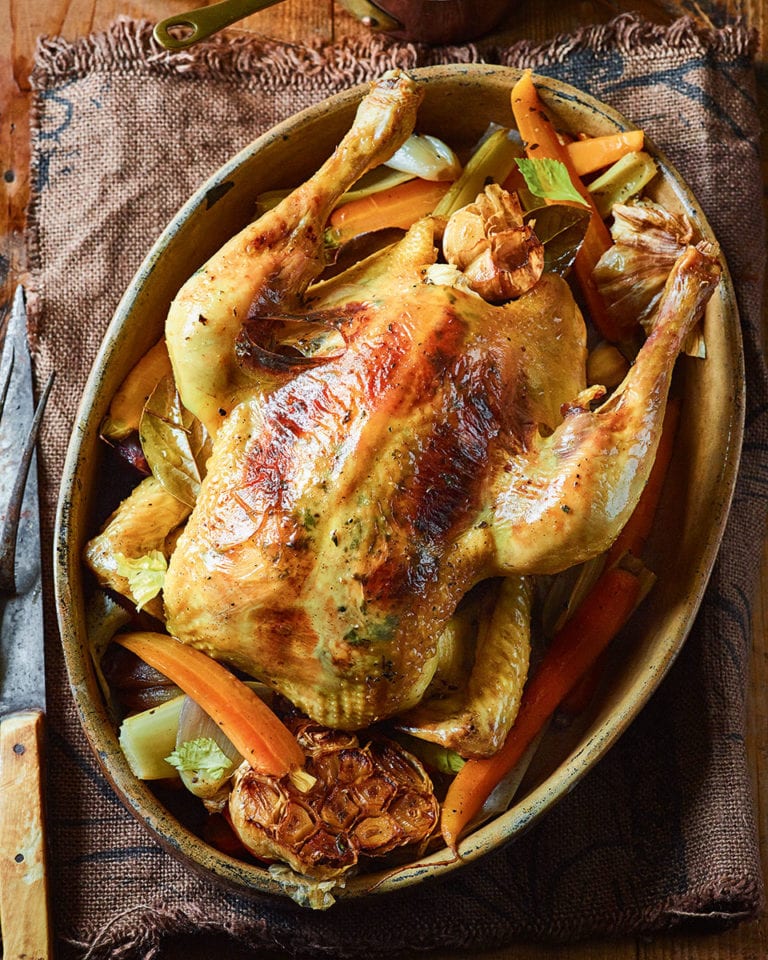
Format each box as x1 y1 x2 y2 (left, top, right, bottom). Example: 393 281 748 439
162 71 721 738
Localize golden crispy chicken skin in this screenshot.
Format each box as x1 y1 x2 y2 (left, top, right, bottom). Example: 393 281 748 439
162 72 721 738
166 70 425 438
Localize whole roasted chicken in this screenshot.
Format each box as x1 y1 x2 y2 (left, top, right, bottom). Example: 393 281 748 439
159 70 720 755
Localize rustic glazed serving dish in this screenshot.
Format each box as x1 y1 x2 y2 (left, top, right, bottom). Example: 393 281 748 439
54 64 744 903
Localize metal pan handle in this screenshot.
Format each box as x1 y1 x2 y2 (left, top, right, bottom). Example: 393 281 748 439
154 0 287 50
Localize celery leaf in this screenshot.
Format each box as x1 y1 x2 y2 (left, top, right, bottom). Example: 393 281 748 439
114 550 167 611
165 737 235 781
515 157 588 206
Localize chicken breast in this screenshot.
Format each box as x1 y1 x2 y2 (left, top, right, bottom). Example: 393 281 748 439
162 71 721 739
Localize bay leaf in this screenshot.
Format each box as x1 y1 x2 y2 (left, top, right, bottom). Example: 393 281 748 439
139 374 211 507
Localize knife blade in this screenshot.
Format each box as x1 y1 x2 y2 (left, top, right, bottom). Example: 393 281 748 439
0 287 52 960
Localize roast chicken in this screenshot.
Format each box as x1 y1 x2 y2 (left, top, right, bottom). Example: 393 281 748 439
158 70 721 750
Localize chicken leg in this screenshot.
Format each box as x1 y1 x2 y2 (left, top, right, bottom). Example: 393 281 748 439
165 70 424 437
486 244 721 575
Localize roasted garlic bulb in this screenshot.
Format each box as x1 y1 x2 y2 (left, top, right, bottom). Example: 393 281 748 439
593 199 696 333
229 720 439 880
442 183 544 301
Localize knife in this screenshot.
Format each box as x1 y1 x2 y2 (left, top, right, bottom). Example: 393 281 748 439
0 287 53 960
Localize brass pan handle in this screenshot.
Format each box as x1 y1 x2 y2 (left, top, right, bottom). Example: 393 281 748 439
154 0 287 50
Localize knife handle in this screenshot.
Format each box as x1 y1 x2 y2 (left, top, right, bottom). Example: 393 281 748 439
0 710 52 960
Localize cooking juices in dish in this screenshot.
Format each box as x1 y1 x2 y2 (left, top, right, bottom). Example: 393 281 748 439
81 70 721 892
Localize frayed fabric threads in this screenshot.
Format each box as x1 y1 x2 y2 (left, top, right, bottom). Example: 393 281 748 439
71 903 260 960
32 13 755 88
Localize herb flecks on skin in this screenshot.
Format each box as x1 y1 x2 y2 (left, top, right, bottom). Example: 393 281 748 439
344 614 399 647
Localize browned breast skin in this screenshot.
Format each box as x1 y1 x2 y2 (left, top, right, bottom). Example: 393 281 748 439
164 240 588 727
163 74 721 732
165 240 719 731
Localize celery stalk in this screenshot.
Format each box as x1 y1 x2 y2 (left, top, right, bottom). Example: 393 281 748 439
119 695 184 780
588 151 658 218
86 590 131 719
434 127 524 217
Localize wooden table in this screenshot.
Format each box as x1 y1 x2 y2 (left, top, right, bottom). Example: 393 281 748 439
1 1 765 958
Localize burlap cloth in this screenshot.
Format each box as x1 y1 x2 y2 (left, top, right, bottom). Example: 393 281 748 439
24 12 766 959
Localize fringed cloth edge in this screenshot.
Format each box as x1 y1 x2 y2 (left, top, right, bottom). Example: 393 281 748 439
31 13 756 91
67 869 766 960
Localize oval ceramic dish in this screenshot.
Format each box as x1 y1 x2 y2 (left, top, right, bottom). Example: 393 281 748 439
54 64 744 903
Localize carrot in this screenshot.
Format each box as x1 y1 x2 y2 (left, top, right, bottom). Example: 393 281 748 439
115 632 306 779
510 70 621 343
203 812 248 857
328 178 451 246
566 130 645 177
440 565 643 852
604 395 681 567
500 163 528 196
558 649 609 717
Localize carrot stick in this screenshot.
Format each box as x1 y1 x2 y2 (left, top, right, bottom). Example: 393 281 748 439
500 164 528 196
558 649 609 717
204 812 248 857
604 395 681 567
328 178 451 246
440 565 643 851
566 130 645 177
510 71 621 343
115 632 306 778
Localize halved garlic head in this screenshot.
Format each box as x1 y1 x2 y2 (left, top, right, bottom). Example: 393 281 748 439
442 184 544 302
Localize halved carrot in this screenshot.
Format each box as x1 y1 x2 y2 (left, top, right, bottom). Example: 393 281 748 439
500 163 528 196
440 565 643 852
328 177 451 246
557 648 609 718
204 812 248 857
115 632 305 778
566 130 645 177
510 71 621 343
